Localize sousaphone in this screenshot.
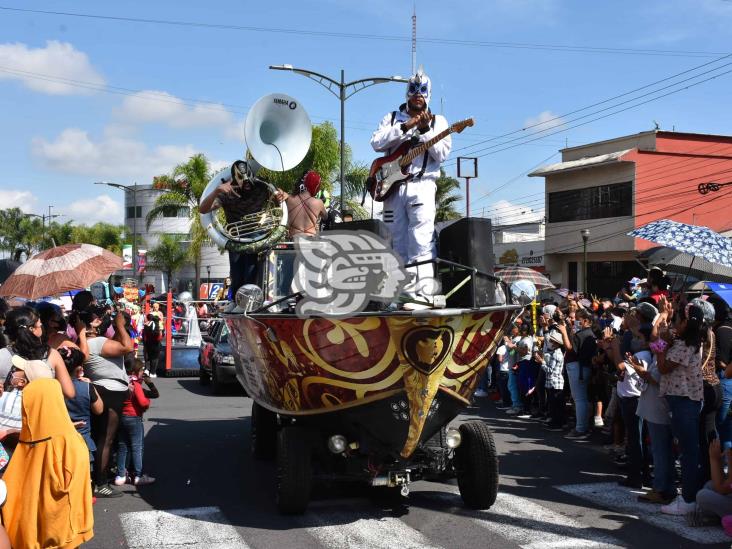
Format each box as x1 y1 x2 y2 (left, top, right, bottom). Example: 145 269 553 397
200 93 312 252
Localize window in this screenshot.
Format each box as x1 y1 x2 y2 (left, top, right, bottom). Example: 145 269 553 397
126 206 142 219
163 207 190 218
548 182 632 223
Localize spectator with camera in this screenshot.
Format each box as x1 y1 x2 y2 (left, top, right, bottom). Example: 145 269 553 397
77 306 134 498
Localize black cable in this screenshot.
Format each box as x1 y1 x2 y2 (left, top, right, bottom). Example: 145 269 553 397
0 6 727 58
451 54 732 155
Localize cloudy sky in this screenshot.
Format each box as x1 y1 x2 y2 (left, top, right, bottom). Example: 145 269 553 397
1 0 731 225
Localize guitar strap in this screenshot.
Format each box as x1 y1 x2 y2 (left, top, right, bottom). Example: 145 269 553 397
415 116 435 180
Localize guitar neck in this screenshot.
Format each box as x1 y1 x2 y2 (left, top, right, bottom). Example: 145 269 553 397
400 126 453 166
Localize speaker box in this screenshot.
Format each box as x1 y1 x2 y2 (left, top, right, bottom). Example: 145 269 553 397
327 219 393 246
438 218 495 307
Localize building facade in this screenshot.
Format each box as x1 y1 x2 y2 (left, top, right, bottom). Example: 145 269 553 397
529 131 732 296
493 221 545 272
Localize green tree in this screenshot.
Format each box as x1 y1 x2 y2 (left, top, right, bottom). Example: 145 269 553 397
147 234 189 290
45 221 74 248
435 169 463 222
0 209 47 260
147 154 209 291
70 222 127 255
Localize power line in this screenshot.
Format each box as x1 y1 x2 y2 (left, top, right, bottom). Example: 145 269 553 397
452 54 732 155
447 67 732 164
446 63 732 163
0 6 727 59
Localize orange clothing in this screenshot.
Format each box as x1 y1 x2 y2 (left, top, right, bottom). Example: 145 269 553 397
1 378 94 549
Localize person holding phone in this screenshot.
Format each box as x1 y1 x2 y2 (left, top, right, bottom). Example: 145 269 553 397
609 326 651 489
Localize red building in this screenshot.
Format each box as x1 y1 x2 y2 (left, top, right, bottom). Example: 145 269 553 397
529 131 732 295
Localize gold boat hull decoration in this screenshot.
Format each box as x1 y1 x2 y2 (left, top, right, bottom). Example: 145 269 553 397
226 308 512 457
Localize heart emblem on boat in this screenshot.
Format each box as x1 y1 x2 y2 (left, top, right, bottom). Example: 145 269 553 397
401 326 454 375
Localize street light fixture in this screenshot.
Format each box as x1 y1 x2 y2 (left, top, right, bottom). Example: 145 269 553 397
580 228 590 294
269 64 407 208
95 181 145 278
22 209 63 249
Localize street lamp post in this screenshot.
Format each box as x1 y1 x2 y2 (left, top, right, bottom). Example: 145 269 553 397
581 229 590 294
269 64 406 209
95 181 140 278
23 210 62 249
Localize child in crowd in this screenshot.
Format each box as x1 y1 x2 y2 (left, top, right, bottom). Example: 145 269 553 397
60 346 104 468
535 331 565 431
114 359 159 487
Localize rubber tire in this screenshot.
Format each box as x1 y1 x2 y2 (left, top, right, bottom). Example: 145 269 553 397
199 368 210 386
211 363 224 395
251 402 277 460
455 421 499 509
275 425 312 514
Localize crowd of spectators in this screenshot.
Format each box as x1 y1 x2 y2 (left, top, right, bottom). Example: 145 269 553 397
0 290 162 547
478 267 732 531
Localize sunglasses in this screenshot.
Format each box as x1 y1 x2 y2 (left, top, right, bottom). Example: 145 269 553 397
407 82 429 96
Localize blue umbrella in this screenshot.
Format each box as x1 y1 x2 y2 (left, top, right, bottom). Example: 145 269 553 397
629 219 732 270
706 282 732 309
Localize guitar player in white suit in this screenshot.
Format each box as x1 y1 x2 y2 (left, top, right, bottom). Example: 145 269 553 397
370 68 451 308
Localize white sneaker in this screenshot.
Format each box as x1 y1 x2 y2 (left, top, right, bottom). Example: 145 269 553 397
113 475 128 486
134 474 156 486
506 407 521 415
594 416 604 427
661 495 696 516
474 389 489 398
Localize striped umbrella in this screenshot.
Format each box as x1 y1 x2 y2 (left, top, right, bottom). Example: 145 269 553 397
0 244 123 300
495 265 555 290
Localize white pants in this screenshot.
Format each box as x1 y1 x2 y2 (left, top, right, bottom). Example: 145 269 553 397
383 178 436 296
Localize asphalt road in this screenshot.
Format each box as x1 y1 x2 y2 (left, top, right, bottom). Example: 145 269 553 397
84 368 731 549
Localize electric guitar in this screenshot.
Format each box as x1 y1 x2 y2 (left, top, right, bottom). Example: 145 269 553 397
367 117 474 202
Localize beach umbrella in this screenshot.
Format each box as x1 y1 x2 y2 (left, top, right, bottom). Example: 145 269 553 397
629 220 732 269
0 244 122 300
639 246 732 283
496 265 555 290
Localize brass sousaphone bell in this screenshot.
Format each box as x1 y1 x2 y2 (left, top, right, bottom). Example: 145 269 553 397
200 93 312 252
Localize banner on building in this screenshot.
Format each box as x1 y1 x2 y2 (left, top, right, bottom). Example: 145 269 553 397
122 245 132 270
137 249 147 275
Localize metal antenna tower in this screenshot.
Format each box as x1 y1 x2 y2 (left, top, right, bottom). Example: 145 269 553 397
411 4 417 74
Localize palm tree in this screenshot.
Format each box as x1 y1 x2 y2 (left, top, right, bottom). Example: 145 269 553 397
435 169 463 222
147 234 189 291
147 154 211 292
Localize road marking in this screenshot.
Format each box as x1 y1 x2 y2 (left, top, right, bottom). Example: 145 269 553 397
303 508 443 549
556 482 729 545
119 506 250 549
426 490 625 548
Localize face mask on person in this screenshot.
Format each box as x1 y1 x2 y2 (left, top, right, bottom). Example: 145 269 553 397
406 70 431 107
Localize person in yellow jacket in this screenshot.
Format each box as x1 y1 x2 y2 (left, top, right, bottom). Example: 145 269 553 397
1 378 94 548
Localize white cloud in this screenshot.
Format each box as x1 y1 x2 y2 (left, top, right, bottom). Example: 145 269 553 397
0 40 104 95
490 199 544 225
32 128 198 181
523 110 565 132
64 194 123 225
116 90 241 137
0 190 38 213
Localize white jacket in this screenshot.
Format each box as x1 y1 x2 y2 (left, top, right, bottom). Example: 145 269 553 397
370 107 451 181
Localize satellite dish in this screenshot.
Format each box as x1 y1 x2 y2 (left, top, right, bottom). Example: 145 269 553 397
244 93 312 172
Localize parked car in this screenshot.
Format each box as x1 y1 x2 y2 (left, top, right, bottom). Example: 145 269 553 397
198 319 237 394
